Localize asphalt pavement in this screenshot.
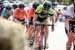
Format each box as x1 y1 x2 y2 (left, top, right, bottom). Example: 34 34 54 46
47 21 73 50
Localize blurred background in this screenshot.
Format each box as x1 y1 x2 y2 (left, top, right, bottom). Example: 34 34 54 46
0 0 74 10
0 0 74 5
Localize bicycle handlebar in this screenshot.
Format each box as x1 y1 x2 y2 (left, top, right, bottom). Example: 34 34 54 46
35 23 53 26
25 22 53 26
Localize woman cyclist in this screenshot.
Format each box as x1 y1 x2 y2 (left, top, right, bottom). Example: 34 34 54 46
13 4 27 25
33 1 55 47
26 2 40 40
1 5 13 19
65 1 75 50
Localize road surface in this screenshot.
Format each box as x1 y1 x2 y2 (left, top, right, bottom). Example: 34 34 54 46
47 21 73 50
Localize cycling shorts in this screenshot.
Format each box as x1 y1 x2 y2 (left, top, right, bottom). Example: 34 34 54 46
14 17 25 24
69 20 75 33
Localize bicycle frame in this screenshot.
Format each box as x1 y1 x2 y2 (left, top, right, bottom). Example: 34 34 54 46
24 22 53 50
35 24 52 50
36 25 45 50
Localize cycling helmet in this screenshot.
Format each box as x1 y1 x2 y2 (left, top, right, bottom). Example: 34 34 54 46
6 6 12 10
43 1 52 10
32 2 40 9
18 4 25 8
12 4 18 9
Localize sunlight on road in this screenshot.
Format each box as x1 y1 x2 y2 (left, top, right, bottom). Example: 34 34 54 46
47 21 68 50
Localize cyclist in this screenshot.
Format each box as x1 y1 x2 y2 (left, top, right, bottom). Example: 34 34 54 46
65 1 75 50
55 9 62 22
26 2 40 40
33 1 55 47
12 4 18 11
1 5 13 19
61 7 67 22
9 4 18 20
13 4 27 25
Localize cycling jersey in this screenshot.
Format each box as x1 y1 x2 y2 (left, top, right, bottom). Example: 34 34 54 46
35 5 54 22
36 5 54 15
65 4 74 18
1 8 13 18
28 8 35 24
13 8 27 21
28 8 35 20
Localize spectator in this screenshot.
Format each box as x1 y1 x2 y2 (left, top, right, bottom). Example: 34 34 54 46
0 19 26 50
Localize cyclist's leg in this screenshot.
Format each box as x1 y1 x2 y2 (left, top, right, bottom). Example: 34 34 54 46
34 26 40 43
26 18 34 40
55 15 59 23
44 26 49 48
66 20 74 50
71 21 75 50
73 34 75 50
43 20 48 41
43 20 49 48
44 26 48 41
26 25 33 40
66 32 73 50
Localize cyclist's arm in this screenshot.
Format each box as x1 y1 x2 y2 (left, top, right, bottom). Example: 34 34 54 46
48 9 55 24
51 15 55 25
33 14 38 24
49 14 55 31
28 8 35 20
13 9 19 18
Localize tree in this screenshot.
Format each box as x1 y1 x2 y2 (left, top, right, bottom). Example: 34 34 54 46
62 0 70 5
69 0 74 4
48 0 55 3
0 0 5 2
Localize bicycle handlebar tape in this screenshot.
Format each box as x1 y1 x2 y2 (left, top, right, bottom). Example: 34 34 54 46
0 19 29 50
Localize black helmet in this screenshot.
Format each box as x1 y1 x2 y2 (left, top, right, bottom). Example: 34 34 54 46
6 6 12 10
32 2 40 9
12 4 18 9
18 4 25 8
43 1 52 10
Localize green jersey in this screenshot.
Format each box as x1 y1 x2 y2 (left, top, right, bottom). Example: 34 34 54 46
35 5 54 22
